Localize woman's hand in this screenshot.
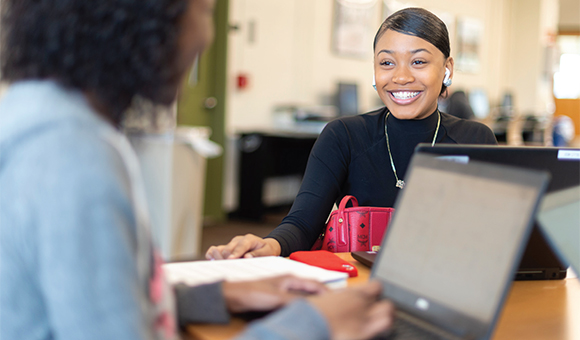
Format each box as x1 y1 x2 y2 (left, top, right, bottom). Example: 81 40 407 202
222 275 327 313
307 281 394 340
205 234 281 260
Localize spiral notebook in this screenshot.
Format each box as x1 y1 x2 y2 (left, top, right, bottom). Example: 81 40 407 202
163 256 348 289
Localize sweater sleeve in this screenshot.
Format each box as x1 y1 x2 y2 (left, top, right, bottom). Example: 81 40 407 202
234 300 330 340
266 120 352 256
174 287 331 340
174 282 230 326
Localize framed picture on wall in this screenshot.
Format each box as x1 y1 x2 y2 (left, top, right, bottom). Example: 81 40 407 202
455 17 483 73
381 0 415 21
332 0 377 58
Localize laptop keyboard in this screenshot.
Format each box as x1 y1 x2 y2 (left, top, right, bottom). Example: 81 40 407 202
373 316 450 340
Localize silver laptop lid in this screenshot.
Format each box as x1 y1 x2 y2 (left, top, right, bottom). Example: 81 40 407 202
371 153 549 339
538 185 580 275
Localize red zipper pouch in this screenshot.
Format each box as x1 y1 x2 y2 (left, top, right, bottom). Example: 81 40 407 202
289 250 358 277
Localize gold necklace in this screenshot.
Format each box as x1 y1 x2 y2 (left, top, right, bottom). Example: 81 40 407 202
384 110 441 189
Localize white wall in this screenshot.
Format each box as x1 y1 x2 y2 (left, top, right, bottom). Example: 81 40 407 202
225 0 561 132
506 0 559 115
226 0 381 132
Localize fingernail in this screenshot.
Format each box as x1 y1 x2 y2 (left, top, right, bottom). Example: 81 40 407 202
245 254 254 258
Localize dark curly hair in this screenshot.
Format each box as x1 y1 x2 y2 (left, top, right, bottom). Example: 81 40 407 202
1 0 189 122
374 8 451 95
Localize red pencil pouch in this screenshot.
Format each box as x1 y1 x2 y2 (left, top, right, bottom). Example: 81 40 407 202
289 250 358 277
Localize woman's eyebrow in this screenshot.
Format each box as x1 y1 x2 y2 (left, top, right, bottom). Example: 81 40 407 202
376 49 393 56
376 48 432 56
410 48 432 54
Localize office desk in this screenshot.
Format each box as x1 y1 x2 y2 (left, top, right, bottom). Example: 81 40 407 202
185 253 580 340
233 131 319 220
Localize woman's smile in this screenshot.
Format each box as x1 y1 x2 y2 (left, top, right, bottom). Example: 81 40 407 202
389 90 422 104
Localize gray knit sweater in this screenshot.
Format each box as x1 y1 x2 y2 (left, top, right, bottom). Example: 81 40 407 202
0 80 330 340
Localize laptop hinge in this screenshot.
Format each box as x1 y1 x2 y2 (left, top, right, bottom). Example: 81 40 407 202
516 268 567 280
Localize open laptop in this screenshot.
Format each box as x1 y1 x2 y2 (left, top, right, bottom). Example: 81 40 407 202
414 144 580 280
371 153 549 340
537 185 580 276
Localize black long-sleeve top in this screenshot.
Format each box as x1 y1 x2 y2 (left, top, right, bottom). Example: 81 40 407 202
267 107 498 256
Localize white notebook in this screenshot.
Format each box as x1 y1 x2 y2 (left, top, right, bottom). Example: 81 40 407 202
163 256 348 289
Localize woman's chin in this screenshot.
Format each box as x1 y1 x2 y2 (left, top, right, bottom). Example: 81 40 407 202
388 110 422 120
386 106 436 120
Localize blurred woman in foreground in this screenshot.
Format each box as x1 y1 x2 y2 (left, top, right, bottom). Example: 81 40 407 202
0 0 393 339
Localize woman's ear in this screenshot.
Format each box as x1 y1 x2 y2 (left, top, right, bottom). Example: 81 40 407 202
443 58 454 87
445 57 454 81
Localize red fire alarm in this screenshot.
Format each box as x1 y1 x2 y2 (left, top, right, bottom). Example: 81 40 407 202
237 74 249 90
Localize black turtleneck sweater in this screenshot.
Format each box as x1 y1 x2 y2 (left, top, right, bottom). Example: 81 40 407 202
267 107 498 256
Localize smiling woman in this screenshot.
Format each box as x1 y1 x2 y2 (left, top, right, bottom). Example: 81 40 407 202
207 7 498 260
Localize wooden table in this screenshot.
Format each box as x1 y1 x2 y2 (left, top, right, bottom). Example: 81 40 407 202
186 253 580 340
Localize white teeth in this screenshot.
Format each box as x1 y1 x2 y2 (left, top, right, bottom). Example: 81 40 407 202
391 91 420 100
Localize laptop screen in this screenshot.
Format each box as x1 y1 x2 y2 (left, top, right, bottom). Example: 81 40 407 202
373 153 548 328
538 186 580 274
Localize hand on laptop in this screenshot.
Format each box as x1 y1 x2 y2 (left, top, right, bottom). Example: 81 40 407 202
206 234 281 260
222 275 327 313
308 281 394 340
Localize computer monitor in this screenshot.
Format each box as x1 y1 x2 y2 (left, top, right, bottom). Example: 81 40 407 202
499 92 514 117
468 89 490 119
336 83 359 116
